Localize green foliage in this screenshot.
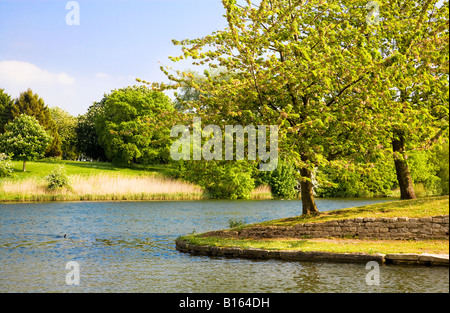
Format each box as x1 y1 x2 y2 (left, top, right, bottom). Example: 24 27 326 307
228 218 247 229
95 86 174 166
0 114 52 170
258 160 298 199
45 165 72 190
50 107 79 160
76 101 107 161
175 160 255 199
0 153 14 177
316 160 398 198
8 89 62 158
152 0 412 214
409 142 450 196
434 142 450 195
0 89 13 133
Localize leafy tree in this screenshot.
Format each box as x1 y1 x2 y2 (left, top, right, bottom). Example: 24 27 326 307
4 89 62 158
147 0 394 215
95 86 174 165
370 0 449 199
0 114 52 171
0 89 14 133
50 107 79 160
76 100 107 161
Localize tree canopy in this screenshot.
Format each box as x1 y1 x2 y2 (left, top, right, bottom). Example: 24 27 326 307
140 0 449 214
2 89 62 158
95 86 175 165
0 114 52 171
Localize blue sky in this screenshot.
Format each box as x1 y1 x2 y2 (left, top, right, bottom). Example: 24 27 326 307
0 0 228 115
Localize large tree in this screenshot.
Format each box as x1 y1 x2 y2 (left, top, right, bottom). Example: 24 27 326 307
50 107 79 160
3 89 62 158
95 86 175 165
76 100 107 161
371 0 449 199
143 0 393 215
0 114 52 171
0 89 13 133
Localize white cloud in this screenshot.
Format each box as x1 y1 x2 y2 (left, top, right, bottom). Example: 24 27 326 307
0 60 75 86
0 60 146 116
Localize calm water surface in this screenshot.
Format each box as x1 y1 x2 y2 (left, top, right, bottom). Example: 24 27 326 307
0 199 448 293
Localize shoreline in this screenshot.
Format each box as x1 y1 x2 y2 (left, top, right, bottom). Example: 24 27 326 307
175 197 449 266
175 238 449 266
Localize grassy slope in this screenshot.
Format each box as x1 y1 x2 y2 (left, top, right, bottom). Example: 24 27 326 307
179 196 450 255
7 160 171 179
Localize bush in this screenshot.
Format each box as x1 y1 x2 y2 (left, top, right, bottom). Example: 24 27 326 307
0 153 14 177
45 165 72 190
258 160 298 199
174 160 255 199
228 218 247 229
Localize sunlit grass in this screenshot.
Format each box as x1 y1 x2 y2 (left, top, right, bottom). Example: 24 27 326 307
256 196 449 227
179 235 450 255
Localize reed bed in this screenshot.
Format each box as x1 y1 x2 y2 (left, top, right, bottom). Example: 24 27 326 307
250 184 273 200
0 174 205 201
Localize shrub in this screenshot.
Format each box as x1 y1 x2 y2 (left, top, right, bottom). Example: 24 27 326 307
258 160 298 199
174 160 255 200
45 165 72 190
0 153 14 177
228 218 247 229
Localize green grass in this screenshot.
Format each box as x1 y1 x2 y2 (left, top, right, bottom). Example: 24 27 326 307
255 196 449 227
178 235 449 255
7 159 172 180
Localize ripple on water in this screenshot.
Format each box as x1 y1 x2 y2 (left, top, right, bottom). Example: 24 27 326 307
0 200 448 293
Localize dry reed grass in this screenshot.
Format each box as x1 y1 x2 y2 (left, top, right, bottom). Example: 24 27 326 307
250 184 272 200
1 175 274 201
0 174 205 201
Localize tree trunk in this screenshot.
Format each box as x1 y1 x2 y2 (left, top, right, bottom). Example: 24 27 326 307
392 132 416 200
299 166 320 216
23 160 26 172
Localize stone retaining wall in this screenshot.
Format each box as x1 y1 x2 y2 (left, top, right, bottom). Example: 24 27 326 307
175 240 449 266
209 215 449 240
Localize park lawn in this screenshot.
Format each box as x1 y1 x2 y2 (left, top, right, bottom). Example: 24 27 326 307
7 160 172 179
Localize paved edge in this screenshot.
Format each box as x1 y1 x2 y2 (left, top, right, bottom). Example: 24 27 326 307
175 239 449 266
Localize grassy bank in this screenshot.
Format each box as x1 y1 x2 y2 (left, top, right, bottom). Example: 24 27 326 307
256 196 450 227
0 160 272 202
179 196 450 255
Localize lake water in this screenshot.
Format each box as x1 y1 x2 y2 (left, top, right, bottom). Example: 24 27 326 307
0 199 448 293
